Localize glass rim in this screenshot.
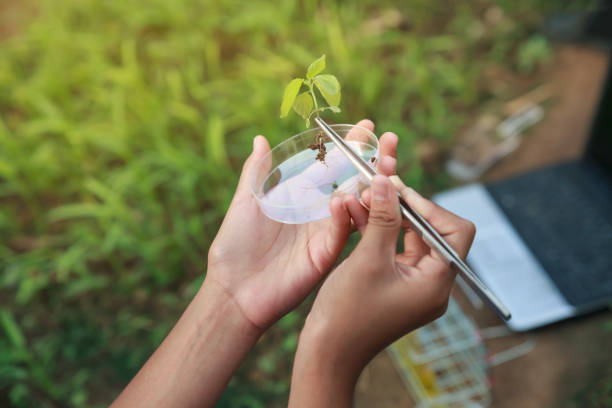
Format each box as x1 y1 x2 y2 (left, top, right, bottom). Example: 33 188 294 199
250 124 379 210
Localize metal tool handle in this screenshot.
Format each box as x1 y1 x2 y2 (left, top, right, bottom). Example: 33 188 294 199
399 192 511 321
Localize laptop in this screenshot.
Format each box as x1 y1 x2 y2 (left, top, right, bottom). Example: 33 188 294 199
433 61 612 332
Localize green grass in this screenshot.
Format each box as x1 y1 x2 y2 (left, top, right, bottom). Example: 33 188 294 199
0 0 574 406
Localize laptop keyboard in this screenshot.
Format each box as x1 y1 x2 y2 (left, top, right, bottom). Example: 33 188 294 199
486 161 612 307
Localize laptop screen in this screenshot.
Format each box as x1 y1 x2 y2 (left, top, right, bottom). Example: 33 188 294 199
586 58 612 173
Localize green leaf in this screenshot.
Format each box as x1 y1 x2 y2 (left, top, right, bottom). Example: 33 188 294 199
292 92 313 120
48 203 106 221
16 274 49 305
306 54 326 79
0 310 25 349
313 106 341 115
65 275 110 298
206 115 228 164
314 74 341 107
280 78 303 118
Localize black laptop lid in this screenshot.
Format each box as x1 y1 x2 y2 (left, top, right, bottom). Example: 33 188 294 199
485 56 612 308
585 58 612 173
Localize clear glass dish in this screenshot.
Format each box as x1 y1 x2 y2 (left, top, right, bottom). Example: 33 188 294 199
251 124 379 224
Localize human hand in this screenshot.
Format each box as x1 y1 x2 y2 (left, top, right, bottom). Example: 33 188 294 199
114 121 400 408
204 120 398 332
289 175 476 407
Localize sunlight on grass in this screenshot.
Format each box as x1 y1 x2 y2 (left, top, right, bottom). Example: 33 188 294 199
0 0 565 406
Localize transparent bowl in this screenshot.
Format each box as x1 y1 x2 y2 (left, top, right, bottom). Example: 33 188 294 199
251 124 379 224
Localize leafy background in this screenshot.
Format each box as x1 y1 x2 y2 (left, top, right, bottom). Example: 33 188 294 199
0 0 590 406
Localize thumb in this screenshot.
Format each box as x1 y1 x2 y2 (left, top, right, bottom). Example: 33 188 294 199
361 175 402 252
236 135 271 194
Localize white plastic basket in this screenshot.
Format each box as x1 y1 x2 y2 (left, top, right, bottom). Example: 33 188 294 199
387 299 491 407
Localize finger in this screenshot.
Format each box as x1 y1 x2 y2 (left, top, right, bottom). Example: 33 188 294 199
360 187 371 209
415 254 457 285
396 228 430 266
364 177 428 264
355 119 375 132
376 155 397 176
394 256 455 319
362 186 414 228
360 175 402 253
344 194 369 235
378 132 398 161
389 175 476 258
325 197 352 262
375 132 398 176
344 119 375 144
236 135 271 196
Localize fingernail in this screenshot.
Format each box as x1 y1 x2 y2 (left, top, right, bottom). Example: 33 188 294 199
372 175 388 202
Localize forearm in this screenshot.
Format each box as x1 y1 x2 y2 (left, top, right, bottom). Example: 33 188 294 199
111 277 261 408
288 320 364 408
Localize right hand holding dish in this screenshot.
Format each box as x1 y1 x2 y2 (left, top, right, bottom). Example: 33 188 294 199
289 174 476 407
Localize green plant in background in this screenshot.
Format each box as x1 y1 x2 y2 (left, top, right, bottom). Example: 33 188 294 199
517 34 553 73
280 54 341 127
0 0 574 407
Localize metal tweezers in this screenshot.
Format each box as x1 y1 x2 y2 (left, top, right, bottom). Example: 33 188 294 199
315 117 511 321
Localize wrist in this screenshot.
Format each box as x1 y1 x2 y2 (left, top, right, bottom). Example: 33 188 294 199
288 316 365 408
113 276 262 408
197 277 264 341
299 315 368 376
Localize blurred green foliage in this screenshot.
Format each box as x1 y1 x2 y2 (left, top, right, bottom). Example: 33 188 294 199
0 0 577 406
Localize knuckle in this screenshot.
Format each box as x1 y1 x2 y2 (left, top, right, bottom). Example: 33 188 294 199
369 207 401 229
460 218 476 238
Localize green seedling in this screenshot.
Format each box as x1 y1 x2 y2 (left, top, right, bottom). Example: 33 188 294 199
280 54 342 163
280 54 342 126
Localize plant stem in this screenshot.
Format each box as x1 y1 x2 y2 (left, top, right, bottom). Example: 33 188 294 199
308 82 320 119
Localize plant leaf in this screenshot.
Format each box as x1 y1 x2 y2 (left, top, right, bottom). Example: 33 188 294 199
0 310 25 349
292 92 313 119
314 74 341 107
206 115 228 164
280 78 303 117
313 106 341 115
306 55 326 80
